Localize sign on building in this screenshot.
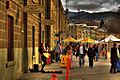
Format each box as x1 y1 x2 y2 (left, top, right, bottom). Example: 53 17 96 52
44 19 54 25
24 5 42 14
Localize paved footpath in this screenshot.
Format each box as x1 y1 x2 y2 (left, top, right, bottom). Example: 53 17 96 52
18 53 120 80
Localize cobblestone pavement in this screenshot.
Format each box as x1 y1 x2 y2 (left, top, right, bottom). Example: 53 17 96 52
19 54 120 80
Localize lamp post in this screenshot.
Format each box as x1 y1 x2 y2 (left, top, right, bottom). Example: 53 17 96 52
65 0 69 37
100 19 107 59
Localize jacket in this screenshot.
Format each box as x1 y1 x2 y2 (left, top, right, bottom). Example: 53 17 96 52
87 48 95 57
111 47 119 60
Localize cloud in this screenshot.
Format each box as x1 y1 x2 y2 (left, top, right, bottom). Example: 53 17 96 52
61 0 120 12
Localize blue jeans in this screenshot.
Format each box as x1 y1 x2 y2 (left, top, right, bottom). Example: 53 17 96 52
79 54 84 66
110 60 118 73
55 52 60 62
95 52 99 61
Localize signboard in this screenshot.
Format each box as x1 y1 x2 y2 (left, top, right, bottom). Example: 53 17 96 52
44 19 54 25
24 5 42 14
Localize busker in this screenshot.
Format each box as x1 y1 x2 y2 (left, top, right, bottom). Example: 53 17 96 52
38 43 47 72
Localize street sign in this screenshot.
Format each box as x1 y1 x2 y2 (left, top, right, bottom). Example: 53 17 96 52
24 5 42 14
44 19 54 25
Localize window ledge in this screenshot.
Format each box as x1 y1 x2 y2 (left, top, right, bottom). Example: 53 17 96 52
6 61 16 68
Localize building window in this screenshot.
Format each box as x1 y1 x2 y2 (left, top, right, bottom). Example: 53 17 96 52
23 0 27 6
41 0 44 7
7 15 14 61
45 0 50 19
32 26 35 56
42 30 44 43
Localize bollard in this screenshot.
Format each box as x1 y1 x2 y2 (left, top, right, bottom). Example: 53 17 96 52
66 55 71 80
50 74 58 80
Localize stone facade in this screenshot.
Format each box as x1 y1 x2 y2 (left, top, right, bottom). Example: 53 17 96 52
0 0 23 80
0 0 41 80
0 0 67 80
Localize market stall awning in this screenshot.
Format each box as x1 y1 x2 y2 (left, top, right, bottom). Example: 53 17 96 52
76 38 83 42
100 35 120 42
62 37 76 42
80 38 95 43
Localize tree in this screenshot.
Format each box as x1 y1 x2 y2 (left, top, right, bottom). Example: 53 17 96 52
100 19 104 28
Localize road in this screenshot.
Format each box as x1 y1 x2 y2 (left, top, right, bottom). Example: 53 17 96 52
19 54 120 80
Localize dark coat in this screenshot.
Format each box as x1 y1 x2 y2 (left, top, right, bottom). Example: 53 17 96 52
87 48 95 58
94 46 98 53
111 47 119 60
38 47 46 55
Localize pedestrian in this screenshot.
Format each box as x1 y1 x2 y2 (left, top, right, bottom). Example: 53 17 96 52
94 44 99 61
78 43 86 68
54 42 61 63
87 44 95 68
76 44 79 59
45 43 49 52
59 43 63 54
38 43 47 72
98 44 102 58
101 44 107 59
118 44 120 56
117 44 120 72
110 43 119 73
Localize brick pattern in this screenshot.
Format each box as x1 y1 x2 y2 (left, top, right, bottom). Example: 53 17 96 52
0 0 67 80
27 14 39 47
0 0 40 48
0 1 7 48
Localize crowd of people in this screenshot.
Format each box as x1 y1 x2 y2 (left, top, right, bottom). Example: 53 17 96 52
38 42 120 73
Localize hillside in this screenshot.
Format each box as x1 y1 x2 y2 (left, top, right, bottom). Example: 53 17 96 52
68 11 119 22
67 11 120 33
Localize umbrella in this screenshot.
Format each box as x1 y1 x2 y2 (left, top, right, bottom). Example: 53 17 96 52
63 37 76 42
80 38 95 43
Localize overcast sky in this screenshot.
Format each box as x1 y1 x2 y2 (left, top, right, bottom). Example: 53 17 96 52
61 0 120 13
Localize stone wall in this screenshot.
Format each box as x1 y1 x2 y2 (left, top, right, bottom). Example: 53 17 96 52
0 0 40 80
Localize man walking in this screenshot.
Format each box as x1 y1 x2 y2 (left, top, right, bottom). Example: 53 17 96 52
110 43 119 73
54 42 61 63
78 43 86 68
87 44 95 68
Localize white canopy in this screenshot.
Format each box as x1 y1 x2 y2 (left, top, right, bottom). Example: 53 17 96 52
100 35 120 42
